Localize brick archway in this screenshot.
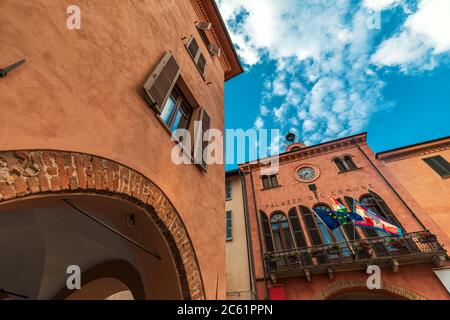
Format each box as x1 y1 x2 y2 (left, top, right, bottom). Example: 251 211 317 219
312 279 427 300
0 150 205 300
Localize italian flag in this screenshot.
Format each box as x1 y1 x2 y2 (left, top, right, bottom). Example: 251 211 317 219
329 196 348 213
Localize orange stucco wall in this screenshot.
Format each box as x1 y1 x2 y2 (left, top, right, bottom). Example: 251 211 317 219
1 0 227 299
240 135 449 300
377 142 450 250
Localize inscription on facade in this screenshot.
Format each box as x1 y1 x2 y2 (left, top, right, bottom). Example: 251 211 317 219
264 184 376 210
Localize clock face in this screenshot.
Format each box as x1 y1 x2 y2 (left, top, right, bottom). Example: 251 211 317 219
298 167 316 181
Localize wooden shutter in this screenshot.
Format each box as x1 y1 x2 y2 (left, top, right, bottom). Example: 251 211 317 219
334 158 347 172
423 156 450 177
270 175 278 187
299 206 323 245
261 212 274 252
142 52 180 113
288 208 307 248
194 107 211 171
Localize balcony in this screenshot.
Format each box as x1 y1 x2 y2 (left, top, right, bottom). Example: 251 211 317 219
264 231 447 282
226 291 256 300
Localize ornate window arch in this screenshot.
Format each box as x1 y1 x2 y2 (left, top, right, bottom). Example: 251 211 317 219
270 212 295 251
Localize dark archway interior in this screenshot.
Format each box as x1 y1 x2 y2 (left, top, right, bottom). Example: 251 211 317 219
0 194 182 300
328 289 408 300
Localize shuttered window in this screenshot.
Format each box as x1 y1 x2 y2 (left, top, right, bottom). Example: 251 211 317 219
334 158 347 172
261 211 274 252
423 156 450 177
194 107 211 171
225 180 232 200
142 52 180 113
158 86 192 132
226 211 232 241
186 36 207 76
261 175 279 189
288 207 307 248
344 156 357 170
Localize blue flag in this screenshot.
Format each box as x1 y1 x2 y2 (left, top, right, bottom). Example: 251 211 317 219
313 209 355 230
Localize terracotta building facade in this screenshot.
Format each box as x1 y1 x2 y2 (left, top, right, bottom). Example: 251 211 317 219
0 0 242 300
237 133 449 300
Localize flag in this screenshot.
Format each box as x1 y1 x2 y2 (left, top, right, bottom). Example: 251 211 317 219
329 196 347 212
329 196 363 221
313 208 353 230
353 201 402 236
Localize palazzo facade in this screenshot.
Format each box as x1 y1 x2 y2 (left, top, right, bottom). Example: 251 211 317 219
228 133 450 300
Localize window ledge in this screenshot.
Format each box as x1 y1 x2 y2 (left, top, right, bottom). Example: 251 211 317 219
226 198 232 201
338 167 363 174
261 185 282 191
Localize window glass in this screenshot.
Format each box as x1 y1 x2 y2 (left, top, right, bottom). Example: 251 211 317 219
160 95 176 125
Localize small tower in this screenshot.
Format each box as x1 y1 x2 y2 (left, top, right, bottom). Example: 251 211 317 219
285 132 306 152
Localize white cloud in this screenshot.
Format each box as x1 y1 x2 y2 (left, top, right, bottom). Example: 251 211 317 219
363 0 403 10
260 105 270 116
218 0 448 148
372 0 450 71
254 116 264 129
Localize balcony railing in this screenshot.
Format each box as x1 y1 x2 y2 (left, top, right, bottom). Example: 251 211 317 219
226 291 256 300
264 231 446 279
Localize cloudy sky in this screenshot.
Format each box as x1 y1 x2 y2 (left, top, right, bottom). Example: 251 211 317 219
220 0 450 168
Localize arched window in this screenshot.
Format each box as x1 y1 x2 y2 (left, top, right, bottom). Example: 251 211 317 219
344 156 357 170
361 192 404 231
270 213 295 251
260 211 274 252
334 158 347 172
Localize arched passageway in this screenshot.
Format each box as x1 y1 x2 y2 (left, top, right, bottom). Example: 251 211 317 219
0 150 205 300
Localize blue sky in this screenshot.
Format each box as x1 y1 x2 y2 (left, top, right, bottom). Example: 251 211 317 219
219 0 450 170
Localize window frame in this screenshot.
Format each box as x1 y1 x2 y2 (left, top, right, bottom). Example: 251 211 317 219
225 180 232 201
261 174 279 190
158 85 193 133
226 210 233 241
185 36 207 78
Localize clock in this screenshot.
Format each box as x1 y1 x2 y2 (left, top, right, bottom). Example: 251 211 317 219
296 165 320 182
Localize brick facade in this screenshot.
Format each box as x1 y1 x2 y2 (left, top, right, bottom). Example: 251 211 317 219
0 150 205 300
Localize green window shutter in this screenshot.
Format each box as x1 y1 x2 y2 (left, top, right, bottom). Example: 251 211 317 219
226 211 232 240
142 52 180 113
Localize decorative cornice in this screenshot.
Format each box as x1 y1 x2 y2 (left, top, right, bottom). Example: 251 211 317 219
189 0 242 80
240 134 367 172
378 141 450 163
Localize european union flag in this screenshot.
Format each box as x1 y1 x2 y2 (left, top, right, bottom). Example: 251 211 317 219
313 209 354 230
